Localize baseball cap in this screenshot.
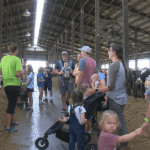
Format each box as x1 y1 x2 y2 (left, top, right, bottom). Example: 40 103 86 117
62 51 67 55
79 46 91 53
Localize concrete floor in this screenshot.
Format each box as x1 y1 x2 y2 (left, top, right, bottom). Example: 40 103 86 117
11 86 98 150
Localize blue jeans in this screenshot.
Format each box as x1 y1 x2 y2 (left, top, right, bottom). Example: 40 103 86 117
69 127 85 150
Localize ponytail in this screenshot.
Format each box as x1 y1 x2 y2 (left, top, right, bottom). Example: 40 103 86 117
111 44 130 95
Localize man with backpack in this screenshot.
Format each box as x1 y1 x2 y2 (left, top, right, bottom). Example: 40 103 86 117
53 51 75 113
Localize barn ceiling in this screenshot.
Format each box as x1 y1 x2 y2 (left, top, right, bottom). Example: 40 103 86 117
1 0 150 60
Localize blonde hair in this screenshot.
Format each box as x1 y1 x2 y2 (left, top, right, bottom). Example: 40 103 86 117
91 73 98 81
8 43 18 52
80 84 89 94
100 110 120 128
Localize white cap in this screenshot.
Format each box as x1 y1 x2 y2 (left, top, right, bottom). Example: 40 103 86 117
62 51 67 55
79 46 91 53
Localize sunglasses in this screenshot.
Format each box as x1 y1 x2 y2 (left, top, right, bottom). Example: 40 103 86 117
108 50 113 53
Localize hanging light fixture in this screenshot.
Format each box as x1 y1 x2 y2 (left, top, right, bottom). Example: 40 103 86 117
25 32 31 37
27 43 31 47
23 9 31 17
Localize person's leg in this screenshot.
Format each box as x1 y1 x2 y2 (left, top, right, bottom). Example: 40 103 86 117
69 128 76 150
88 119 92 132
76 128 85 150
5 86 19 130
62 94 67 109
109 99 128 149
28 92 33 108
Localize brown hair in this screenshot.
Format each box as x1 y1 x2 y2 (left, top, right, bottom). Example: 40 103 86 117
80 84 89 94
27 64 34 75
111 44 130 94
8 43 18 52
71 89 83 114
38 67 44 73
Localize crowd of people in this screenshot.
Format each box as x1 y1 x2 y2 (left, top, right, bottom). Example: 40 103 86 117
0 43 150 150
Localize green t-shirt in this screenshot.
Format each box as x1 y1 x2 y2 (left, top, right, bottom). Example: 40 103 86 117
0 55 22 87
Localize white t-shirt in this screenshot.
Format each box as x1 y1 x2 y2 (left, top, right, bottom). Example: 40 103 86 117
68 105 86 125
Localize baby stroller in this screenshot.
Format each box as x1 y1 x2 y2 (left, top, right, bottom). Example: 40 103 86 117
35 93 105 150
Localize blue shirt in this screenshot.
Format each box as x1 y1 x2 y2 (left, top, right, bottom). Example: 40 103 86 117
55 60 75 77
98 72 105 81
37 73 45 87
44 67 53 82
26 72 34 89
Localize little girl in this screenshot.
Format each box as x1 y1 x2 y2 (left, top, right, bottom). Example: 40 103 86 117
58 89 87 150
98 110 142 150
37 67 45 105
25 64 34 112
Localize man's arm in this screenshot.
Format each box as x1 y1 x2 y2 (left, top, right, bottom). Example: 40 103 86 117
76 71 84 88
16 71 22 78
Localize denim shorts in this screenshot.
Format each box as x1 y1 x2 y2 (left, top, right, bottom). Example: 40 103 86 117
38 85 44 88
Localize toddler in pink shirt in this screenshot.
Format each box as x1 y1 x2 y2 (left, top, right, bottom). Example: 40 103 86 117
98 110 142 150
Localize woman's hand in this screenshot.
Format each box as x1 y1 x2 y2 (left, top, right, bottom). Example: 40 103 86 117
144 93 149 101
84 88 95 97
141 121 149 136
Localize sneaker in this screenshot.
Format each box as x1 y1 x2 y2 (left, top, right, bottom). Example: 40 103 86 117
5 126 18 133
43 99 47 102
26 108 33 112
102 104 107 108
87 130 92 134
11 121 19 127
50 99 53 103
61 109 66 113
92 118 98 126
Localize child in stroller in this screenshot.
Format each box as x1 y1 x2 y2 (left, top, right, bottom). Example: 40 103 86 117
35 90 105 150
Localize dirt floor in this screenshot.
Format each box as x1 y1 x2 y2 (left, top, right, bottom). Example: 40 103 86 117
0 77 150 150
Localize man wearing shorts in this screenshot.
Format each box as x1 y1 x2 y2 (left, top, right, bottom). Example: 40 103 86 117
76 46 97 88
44 61 54 103
53 51 75 113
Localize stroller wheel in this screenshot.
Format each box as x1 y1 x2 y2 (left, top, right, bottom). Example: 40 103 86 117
84 133 91 145
84 143 97 150
35 137 49 150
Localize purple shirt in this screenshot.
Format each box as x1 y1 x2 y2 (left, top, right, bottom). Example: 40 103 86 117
79 57 96 88
98 131 119 150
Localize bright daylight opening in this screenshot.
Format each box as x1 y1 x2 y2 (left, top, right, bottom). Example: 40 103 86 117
34 0 45 45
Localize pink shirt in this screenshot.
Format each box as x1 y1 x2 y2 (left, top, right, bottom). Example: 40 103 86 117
79 57 96 88
98 131 119 150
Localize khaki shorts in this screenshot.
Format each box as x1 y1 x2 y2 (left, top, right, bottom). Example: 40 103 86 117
58 76 74 95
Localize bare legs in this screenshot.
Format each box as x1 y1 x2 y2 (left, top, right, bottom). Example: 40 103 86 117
6 114 14 128
28 92 33 107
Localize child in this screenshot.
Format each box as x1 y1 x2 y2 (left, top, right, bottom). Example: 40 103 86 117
98 110 142 150
60 62 73 86
58 89 87 150
20 74 28 110
144 75 150 103
37 67 45 105
80 84 89 99
91 73 107 108
80 84 92 134
25 64 34 112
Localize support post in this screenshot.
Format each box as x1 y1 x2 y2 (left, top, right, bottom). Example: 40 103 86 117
135 30 138 71
0 0 3 59
65 21 68 52
95 0 100 70
57 36 59 61
81 0 84 47
122 0 129 68
5 5 9 53
71 9 74 55
10 17 12 43
61 28 63 54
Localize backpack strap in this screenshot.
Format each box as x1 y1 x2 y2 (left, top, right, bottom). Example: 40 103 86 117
58 60 64 70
